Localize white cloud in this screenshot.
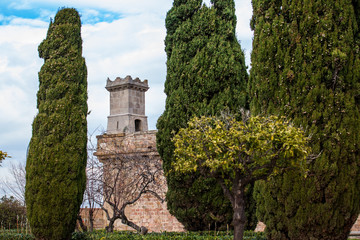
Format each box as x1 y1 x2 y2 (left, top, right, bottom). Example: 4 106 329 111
235 0 253 39
82 12 167 132
146 84 166 130
0 0 253 184
8 17 48 27
0 22 44 174
87 84 108 132
0 24 46 44
39 9 56 19
9 1 32 10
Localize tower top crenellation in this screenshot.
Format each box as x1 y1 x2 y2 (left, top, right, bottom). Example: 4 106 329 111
106 75 149 92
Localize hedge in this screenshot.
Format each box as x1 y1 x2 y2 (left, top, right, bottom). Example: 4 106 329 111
0 230 266 240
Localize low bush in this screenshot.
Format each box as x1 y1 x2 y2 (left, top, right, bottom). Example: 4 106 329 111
0 230 266 240
0 231 34 240
72 230 266 240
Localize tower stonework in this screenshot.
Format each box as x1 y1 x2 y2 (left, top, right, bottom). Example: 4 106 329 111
106 75 149 134
95 76 185 232
95 131 184 232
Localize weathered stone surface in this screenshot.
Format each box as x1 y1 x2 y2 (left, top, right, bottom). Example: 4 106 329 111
96 76 184 232
106 76 149 134
78 208 106 230
95 131 185 232
351 217 360 232
254 222 266 232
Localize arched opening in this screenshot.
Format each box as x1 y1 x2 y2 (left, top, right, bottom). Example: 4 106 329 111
135 119 141 132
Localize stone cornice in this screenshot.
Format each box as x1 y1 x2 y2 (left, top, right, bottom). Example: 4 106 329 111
106 75 149 92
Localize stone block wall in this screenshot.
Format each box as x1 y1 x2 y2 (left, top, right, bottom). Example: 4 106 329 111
95 130 184 232
113 193 184 232
351 216 360 232
78 208 106 230
107 114 148 134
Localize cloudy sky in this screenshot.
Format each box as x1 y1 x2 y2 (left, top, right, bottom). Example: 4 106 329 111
0 0 253 192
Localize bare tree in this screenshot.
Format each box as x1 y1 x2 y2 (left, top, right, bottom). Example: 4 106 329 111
79 131 104 232
81 128 165 234
1 162 26 206
93 152 164 234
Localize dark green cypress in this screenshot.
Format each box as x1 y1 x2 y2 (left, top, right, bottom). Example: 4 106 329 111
25 8 87 240
249 0 360 239
157 0 252 230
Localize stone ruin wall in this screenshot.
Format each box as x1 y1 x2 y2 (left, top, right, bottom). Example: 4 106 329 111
78 208 106 230
95 130 185 232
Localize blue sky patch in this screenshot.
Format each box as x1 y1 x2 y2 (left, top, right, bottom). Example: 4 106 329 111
0 1 122 26
0 6 41 25
80 9 123 25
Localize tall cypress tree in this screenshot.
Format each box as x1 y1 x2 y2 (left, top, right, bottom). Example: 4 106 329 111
25 8 87 240
157 0 252 230
249 0 360 239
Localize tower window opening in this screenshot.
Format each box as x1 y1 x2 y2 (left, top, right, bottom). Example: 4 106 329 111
135 119 141 132
117 121 119 130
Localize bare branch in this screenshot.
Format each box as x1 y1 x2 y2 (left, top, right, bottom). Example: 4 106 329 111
1 162 26 206
86 135 165 234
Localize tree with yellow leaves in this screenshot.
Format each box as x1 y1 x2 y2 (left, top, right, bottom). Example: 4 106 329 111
0 150 9 166
173 113 310 240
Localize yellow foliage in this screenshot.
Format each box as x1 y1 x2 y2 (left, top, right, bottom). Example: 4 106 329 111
0 150 10 161
0 150 10 163
172 114 310 181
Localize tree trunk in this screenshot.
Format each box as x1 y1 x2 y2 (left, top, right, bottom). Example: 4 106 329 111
89 210 94 232
232 189 246 240
77 214 87 232
121 217 148 235
106 219 115 233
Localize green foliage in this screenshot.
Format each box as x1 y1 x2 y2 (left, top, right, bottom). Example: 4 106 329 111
172 114 309 240
71 231 87 240
0 196 26 230
173 115 309 177
77 230 266 240
157 0 250 231
25 8 87 240
0 230 267 240
0 231 35 240
249 0 360 239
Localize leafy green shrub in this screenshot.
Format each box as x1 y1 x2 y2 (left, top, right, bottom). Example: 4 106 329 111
0 230 266 240
73 230 266 240
0 231 35 240
71 231 88 240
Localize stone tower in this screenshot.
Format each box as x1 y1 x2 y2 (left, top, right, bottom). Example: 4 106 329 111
95 76 185 232
106 75 149 134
